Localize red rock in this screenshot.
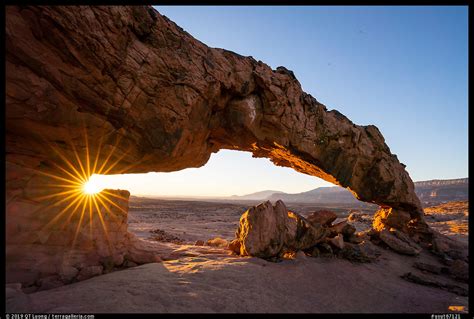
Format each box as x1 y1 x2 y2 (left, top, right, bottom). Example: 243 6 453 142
378 229 421 256
235 201 327 258
306 210 337 226
328 234 345 250
195 240 205 246
328 221 347 236
5 5 435 283
76 266 103 281
206 237 229 248
228 239 241 254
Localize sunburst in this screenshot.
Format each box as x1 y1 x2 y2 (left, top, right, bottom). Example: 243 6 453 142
30 124 144 251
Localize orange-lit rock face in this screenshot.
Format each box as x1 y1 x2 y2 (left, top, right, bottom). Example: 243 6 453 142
6 186 130 287
6 6 432 283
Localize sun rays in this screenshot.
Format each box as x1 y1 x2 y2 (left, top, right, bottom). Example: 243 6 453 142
31 124 138 251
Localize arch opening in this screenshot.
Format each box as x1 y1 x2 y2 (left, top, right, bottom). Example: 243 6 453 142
5 5 439 291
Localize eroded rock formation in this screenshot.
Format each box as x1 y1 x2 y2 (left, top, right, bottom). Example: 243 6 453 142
6 6 437 284
6 188 160 290
229 200 380 262
229 201 327 258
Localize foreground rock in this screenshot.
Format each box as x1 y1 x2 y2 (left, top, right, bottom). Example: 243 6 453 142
377 228 422 256
229 201 327 258
230 200 383 263
306 210 337 226
6 189 162 292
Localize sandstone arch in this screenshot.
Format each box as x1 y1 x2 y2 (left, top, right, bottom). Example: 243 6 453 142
6 6 434 284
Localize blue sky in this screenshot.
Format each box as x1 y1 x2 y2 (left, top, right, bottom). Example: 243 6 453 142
94 6 468 197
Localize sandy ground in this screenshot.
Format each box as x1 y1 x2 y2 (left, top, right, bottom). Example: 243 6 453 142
6 199 468 313
6 241 467 313
127 198 376 244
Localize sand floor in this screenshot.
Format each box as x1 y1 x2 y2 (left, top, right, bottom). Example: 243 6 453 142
6 199 469 313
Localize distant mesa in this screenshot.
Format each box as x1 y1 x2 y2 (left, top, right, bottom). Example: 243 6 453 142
414 178 468 206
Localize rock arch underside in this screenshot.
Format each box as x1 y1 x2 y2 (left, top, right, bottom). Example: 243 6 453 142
7 6 450 288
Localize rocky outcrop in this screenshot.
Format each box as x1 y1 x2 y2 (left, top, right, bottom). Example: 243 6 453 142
230 200 384 263
306 210 337 226
229 201 327 258
6 188 160 291
6 6 438 282
377 228 422 256
6 5 427 225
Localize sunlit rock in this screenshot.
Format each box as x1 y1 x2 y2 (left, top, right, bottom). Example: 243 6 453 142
206 237 229 248
306 210 337 227
233 200 327 258
328 234 345 250
5 5 441 285
6 6 429 236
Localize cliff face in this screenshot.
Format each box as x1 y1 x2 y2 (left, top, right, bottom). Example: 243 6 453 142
415 178 469 206
6 6 434 285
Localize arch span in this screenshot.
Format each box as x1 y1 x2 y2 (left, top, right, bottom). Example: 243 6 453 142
6 5 433 266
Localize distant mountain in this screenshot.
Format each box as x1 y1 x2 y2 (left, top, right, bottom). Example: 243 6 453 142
229 178 468 205
230 190 285 200
228 186 357 203
267 187 357 204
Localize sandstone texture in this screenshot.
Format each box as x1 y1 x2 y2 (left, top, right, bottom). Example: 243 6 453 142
378 228 422 256
306 210 337 226
230 201 327 258
6 188 160 291
6 5 439 285
230 200 384 264
6 6 427 226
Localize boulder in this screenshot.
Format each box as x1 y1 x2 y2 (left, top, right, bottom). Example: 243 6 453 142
347 211 371 223
228 239 241 254
295 251 307 260
207 237 229 248
339 243 373 263
378 229 421 256
126 235 162 264
431 231 468 262
357 240 381 260
342 223 356 239
373 208 412 232
328 220 347 237
347 234 364 244
328 234 344 250
195 240 205 246
234 200 327 258
306 210 337 227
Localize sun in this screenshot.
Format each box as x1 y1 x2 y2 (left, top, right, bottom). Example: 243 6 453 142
82 177 103 195
31 125 145 250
